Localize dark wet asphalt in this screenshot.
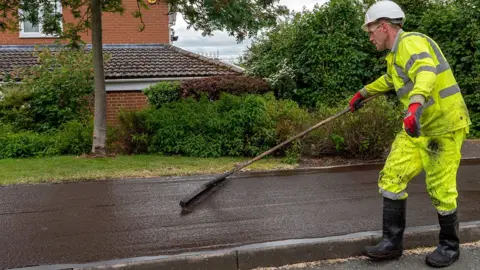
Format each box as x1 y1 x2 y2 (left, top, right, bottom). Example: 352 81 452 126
1 162 480 269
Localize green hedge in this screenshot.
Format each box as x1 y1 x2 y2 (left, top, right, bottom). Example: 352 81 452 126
302 95 403 158
145 93 278 157
0 121 93 159
143 81 181 109
0 93 402 160
0 47 94 132
113 93 401 159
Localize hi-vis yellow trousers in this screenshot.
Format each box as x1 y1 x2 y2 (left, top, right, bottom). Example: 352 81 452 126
378 128 467 215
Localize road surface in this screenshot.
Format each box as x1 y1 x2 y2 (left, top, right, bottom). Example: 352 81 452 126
1 163 480 269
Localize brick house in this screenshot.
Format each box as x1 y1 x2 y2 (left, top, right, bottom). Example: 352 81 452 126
0 0 244 123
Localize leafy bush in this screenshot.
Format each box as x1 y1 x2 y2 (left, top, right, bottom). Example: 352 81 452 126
113 109 150 154
0 121 93 159
112 93 401 159
0 83 35 131
180 75 272 101
0 46 95 132
266 95 311 161
118 92 308 158
302 95 403 158
143 81 181 108
55 120 93 155
0 124 58 158
145 93 276 157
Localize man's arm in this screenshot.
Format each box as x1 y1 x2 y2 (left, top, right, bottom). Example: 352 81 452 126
360 73 395 97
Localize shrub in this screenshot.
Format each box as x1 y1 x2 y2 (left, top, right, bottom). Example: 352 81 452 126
143 81 181 108
113 93 402 159
1 46 95 132
180 75 272 101
265 95 311 160
145 93 276 157
113 109 150 154
301 95 403 159
0 125 58 158
0 121 93 159
0 83 35 131
54 120 93 155
113 93 312 158
142 92 317 158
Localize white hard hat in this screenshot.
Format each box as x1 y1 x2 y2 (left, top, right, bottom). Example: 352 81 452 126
362 0 405 31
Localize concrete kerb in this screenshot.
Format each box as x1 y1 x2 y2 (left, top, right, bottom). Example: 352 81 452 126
79 250 238 270
236 221 480 269
26 221 479 270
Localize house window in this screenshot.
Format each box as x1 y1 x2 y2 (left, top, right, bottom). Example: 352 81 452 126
20 0 62 38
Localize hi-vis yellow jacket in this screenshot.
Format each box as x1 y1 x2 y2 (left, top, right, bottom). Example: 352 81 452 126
361 30 471 136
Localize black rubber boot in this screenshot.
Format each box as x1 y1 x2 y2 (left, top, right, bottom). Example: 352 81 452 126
363 197 406 260
425 212 460 268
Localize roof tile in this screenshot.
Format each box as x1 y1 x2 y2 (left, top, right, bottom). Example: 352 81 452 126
0 44 243 80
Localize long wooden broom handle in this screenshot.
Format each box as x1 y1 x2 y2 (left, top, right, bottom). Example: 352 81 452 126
210 94 381 183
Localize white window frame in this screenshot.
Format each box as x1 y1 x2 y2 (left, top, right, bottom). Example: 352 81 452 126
19 1 63 38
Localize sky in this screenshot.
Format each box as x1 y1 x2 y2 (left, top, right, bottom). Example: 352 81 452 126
171 0 328 63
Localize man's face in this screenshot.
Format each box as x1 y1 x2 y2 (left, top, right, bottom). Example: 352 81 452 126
367 22 387 51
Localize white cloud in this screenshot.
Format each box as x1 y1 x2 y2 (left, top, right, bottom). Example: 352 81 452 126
171 0 328 62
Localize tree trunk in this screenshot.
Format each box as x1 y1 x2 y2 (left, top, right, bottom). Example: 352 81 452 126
91 0 107 155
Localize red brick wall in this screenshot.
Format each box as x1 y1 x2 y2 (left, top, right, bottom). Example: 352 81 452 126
106 91 149 124
0 0 170 45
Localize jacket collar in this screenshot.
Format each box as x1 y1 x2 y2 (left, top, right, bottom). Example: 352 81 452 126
391 29 404 53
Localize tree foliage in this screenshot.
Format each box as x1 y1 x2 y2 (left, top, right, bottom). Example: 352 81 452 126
242 0 480 135
0 47 94 131
415 0 480 135
242 0 384 107
165 0 289 41
0 0 289 45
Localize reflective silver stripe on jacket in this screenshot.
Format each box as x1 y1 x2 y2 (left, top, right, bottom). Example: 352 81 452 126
421 84 461 110
392 32 454 99
394 33 451 99
384 74 394 88
424 97 435 109
397 81 414 98
405 52 434 75
394 64 410 84
440 84 461 98
402 33 451 73
415 66 437 76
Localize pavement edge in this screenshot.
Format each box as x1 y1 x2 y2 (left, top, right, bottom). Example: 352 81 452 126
70 221 480 270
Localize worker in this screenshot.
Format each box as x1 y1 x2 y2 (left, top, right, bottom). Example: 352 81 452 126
349 0 471 267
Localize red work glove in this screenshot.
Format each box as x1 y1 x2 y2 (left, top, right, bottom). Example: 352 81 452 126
404 103 424 137
349 92 365 112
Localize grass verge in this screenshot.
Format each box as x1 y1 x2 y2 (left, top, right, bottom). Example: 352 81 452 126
0 155 297 186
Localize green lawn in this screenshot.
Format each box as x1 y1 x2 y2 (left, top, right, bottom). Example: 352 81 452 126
0 155 297 186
